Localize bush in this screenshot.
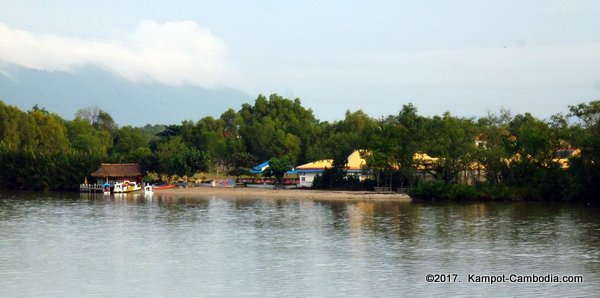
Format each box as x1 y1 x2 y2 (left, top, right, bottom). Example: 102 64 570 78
409 180 449 200
475 183 514 201
360 178 377 191
409 180 517 201
312 169 371 190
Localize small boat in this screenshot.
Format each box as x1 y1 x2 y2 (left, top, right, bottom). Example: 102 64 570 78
144 184 153 196
152 184 176 190
102 182 111 195
113 180 142 193
245 183 276 189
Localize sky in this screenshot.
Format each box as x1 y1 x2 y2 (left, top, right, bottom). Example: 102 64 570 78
1 0 600 125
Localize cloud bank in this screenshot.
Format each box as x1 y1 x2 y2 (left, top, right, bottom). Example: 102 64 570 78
0 21 240 88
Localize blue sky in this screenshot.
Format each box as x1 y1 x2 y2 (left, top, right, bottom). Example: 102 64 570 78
1 0 600 125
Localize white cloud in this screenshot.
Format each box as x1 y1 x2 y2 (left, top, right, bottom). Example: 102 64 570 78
0 21 241 88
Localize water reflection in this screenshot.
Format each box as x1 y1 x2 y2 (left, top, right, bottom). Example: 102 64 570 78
0 192 599 297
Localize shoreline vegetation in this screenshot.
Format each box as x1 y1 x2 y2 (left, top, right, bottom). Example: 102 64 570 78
153 186 413 202
1 95 600 204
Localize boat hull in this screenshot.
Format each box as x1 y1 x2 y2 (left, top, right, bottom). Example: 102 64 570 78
152 185 176 190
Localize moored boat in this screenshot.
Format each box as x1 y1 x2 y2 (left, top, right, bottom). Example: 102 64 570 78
113 180 142 193
245 183 276 189
152 184 176 190
102 182 111 195
144 184 153 196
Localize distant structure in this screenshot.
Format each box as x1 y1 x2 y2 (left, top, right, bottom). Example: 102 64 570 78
296 150 369 188
91 163 142 185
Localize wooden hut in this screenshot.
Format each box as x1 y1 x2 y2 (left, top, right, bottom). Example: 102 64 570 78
91 163 142 185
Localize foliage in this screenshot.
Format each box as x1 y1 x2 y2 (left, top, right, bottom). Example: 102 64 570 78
0 145 101 191
76 106 117 132
155 137 207 177
238 94 320 165
1 96 600 203
425 113 479 183
312 169 365 190
66 118 112 156
474 110 513 184
566 101 600 203
409 180 514 201
263 157 293 183
226 152 256 177
111 125 150 162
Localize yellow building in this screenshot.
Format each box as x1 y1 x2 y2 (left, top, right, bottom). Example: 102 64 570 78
295 150 368 187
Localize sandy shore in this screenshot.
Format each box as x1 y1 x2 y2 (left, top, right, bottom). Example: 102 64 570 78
154 186 412 202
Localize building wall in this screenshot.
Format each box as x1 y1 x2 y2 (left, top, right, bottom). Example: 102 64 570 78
298 172 320 188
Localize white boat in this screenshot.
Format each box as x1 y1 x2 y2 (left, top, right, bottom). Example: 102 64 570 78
113 181 142 193
245 183 276 189
144 184 153 196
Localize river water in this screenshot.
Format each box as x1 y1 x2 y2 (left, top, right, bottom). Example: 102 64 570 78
0 191 598 297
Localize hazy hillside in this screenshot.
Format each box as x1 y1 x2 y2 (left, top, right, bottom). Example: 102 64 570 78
0 66 251 126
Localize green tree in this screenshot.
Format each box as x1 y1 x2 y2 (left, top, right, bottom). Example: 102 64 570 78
475 110 513 184
313 110 377 188
226 152 256 178
0 101 37 151
75 106 117 132
383 104 428 188
567 100 600 202
66 117 111 156
156 137 207 178
264 157 293 184
502 113 563 194
425 112 478 184
112 126 150 162
29 108 70 155
239 94 321 165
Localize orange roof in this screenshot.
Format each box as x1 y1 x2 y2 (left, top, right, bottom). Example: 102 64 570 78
296 159 333 171
296 150 369 172
346 150 368 170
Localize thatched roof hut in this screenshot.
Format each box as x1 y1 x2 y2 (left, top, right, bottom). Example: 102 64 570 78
91 163 142 181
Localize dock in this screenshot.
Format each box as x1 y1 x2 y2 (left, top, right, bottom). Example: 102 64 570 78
80 183 106 192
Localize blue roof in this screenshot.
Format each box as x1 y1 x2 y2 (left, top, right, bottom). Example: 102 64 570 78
249 161 299 175
249 161 270 174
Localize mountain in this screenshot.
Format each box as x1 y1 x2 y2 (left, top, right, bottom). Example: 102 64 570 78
0 65 251 126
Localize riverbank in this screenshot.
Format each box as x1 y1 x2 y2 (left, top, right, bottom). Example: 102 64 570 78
154 187 412 202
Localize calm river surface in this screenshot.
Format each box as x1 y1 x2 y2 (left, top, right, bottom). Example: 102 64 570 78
0 191 599 297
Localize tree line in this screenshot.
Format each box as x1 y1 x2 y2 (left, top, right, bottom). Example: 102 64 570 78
1 95 599 203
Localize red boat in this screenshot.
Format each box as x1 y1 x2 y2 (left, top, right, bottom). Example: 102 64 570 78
152 184 176 190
